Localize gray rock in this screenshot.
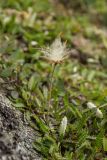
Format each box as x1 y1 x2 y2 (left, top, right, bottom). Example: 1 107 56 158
0 93 42 160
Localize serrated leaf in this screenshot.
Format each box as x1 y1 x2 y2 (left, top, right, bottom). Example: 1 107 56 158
77 130 88 147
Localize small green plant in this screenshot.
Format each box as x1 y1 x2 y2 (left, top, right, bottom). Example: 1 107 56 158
41 36 70 108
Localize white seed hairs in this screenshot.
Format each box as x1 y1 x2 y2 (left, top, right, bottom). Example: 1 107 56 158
41 37 70 64
87 102 103 118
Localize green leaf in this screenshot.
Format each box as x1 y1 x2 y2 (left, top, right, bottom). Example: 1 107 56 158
103 137 107 151
0 68 12 78
28 74 36 91
21 89 30 101
33 135 58 158
32 115 49 133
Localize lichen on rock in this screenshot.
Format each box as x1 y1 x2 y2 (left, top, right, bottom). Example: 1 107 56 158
0 93 41 160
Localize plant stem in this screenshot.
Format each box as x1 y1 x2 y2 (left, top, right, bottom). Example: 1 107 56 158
48 63 56 108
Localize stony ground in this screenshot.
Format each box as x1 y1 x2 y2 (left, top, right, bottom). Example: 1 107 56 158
0 93 41 160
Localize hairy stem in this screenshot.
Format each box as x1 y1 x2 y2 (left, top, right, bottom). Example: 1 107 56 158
48 63 56 108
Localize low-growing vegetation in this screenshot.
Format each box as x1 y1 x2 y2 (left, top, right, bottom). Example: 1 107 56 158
0 0 107 159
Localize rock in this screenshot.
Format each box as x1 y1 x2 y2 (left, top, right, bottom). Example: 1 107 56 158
0 93 41 160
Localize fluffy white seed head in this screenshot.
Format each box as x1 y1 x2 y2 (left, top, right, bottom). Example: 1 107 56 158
87 102 97 109
59 116 67 137
96 108 103 118
87 102 103 118
41 37 70 63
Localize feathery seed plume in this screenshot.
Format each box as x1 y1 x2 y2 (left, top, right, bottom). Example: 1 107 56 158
59 116 68 137
87 102 103 118
41 37 70 64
